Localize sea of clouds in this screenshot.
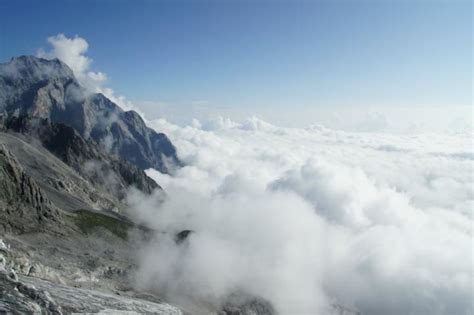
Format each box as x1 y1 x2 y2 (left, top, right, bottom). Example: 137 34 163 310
127 116 473 315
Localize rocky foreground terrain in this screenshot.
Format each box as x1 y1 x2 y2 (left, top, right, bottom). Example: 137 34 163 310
0 56 359 314
0 129 183 313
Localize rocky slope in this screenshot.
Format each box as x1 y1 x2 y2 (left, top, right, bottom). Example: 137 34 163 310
0 55 180 173
3 115 159 206
0 144 61 233
0 124 180 312
0 237 182 314
0 127 184 312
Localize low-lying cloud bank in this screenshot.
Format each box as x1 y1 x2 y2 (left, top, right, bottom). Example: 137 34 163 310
129 117 473 315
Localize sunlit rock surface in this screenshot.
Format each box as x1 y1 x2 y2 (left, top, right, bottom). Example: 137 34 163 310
0 55 180 173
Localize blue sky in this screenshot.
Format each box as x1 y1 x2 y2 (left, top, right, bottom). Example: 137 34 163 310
0 0 472 129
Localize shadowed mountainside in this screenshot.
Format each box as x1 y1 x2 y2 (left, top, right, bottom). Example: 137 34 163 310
4 115 160 204
0 55 181 173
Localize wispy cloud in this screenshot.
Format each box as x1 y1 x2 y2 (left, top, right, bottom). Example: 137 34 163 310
37 34 141 114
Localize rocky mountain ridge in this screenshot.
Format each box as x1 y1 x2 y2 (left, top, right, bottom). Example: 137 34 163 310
0 55 181 173
4 115 160 203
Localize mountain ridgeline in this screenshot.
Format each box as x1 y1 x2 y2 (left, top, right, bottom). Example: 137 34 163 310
0 55 180 173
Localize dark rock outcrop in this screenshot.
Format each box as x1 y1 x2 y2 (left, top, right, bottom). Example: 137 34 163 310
174 230 194 245
0 144 60 232
220 293 276 315
0 55 180 173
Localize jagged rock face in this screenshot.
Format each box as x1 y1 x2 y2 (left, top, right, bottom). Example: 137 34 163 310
4 115 160 200
220 293 276 315
85 93 181 172
0 56 75 114
0 144 60 232
0 55 180 173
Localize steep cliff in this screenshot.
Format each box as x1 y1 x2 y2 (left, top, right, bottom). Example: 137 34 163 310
0 55 180 173
0 144 61 233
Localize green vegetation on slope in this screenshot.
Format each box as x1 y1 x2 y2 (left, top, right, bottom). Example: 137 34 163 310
72 210 133 240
